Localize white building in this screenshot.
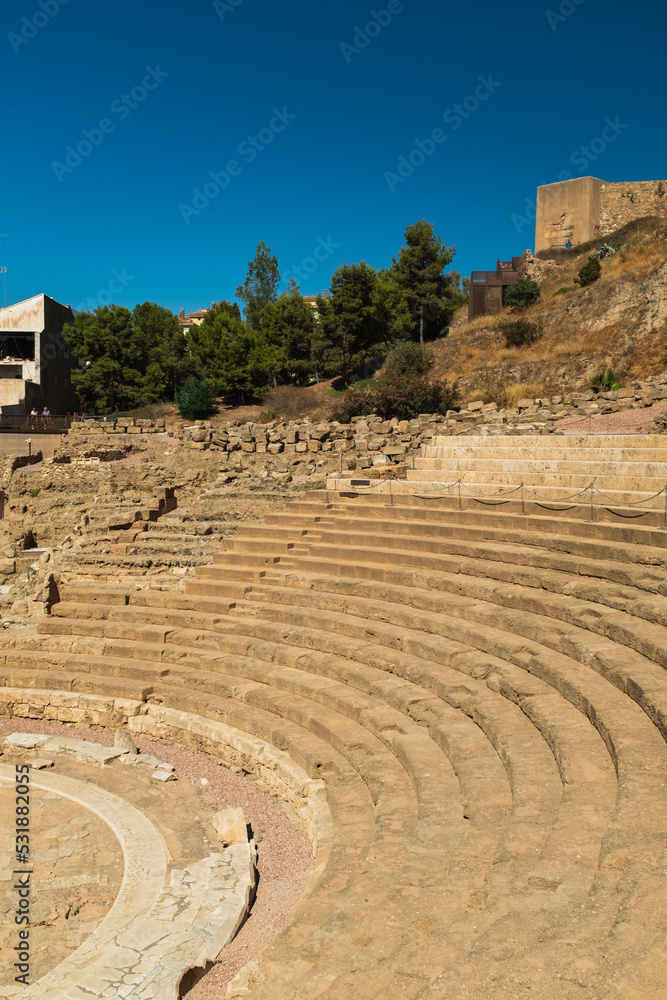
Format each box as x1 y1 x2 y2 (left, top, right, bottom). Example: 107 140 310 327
0 294 77 414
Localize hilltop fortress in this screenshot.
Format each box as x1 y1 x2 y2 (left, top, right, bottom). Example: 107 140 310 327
535 174 664 252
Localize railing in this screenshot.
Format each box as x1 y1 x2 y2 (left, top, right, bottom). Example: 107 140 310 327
324 476 667 528
0 413 76 433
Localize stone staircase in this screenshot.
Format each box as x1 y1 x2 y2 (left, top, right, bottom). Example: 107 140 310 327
0 477 664 997
406 432 667 503
52 509 233 592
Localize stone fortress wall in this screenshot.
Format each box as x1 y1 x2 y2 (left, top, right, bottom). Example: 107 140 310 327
534 175 665 252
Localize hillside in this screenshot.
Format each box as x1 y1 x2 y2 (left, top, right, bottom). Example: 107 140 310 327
136 218 667 425
434 216 667 407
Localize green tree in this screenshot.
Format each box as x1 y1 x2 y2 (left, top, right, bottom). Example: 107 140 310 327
317 262 384 384
62 305 147 412
236 241 281 330
188 303 278 403
503 277 541 311
261 290 317 384
390 220 457 344
133 301 195 400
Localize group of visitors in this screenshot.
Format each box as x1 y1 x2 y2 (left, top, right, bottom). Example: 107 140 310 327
29 406 51 430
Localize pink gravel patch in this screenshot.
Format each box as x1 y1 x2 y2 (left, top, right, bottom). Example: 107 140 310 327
0 718 314 998
555 399 667 434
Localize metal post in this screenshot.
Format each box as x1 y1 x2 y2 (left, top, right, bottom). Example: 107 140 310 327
587 483 595 523
661 486 667 530
385 478 394 507
520 482 527 515
588 414 592 435
26 438 31 457
457 480 462 510
339 449 343 476
411 447 415 470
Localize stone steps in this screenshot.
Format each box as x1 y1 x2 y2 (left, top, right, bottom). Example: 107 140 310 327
4 472 667 997
6 609 622 978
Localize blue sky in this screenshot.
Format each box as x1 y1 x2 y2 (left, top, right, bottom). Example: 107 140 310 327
1 0 664 316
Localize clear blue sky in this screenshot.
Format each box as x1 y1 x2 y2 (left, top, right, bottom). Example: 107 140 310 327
1 0 664 315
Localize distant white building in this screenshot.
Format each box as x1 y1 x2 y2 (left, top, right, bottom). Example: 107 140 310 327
0 294 77 414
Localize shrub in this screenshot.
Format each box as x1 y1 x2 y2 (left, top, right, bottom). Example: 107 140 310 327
463 374 508 409
502 319 541 347
262 385 313 419
257 409 279 423
330 386 376 423
176 378 217 420
331 376 459 423
575 256 602 287
503 277 541 311
553 286 575 297
381 341 434 381
597 242 620 259
590 370 621 393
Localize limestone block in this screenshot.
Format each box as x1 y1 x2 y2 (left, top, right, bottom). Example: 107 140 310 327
114 727 139 754
295 442 308 453
256 443 267 454
268 442 284 455
213 807 248 845
190 428 209 443
367 437 386 451
467 400 484 412
308 440 321 452
382 445 406 458
241 441 255 452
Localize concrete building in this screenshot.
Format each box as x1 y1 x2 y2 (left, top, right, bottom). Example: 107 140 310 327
0 294 77 415
534 175 664 252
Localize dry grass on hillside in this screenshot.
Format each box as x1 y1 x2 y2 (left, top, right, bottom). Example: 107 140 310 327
428 224 667 404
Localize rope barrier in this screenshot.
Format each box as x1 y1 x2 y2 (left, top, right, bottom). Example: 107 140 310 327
326 475 667 524
602 508 651 518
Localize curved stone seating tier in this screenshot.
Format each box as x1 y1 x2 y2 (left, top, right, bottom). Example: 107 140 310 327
0 734 256 1000
2 482 667 997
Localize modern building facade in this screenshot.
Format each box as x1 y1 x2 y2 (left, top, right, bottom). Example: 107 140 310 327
468 257 524 321
0 294 77 414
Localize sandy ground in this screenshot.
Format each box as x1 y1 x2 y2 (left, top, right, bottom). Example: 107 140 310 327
0 718 314 998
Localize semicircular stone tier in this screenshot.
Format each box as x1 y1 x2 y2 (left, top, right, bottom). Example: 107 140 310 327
2 462 667 999
0 757 255 1000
